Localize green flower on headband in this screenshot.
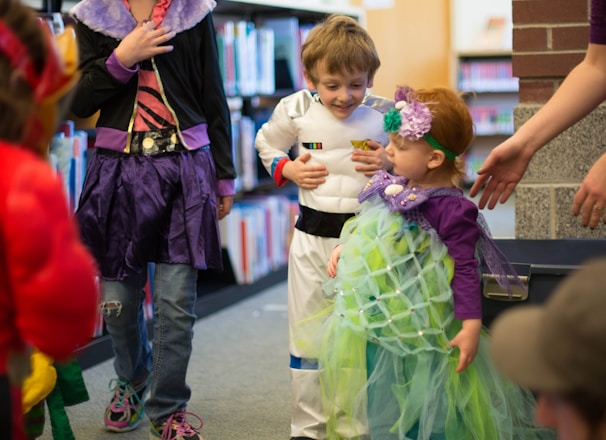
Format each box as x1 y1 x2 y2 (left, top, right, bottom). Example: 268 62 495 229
383 108 402 133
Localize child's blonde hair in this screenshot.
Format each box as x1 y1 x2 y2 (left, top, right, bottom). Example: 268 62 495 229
395 86 474 187
301 14 380 84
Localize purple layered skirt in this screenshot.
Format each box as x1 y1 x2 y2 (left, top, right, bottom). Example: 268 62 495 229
76 147 222 280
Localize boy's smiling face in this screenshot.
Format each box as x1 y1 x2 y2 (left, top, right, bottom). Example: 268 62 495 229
304 60 373 120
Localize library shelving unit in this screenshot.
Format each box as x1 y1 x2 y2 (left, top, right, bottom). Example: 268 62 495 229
30 0 365 368
449 0 517 185
455 52 518 185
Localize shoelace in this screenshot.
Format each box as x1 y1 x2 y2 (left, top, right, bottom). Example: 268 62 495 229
160 410 203 440
107 378 143 416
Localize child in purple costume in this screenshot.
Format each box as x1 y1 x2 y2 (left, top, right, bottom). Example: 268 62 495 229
70 0 235 438
320 86 555 440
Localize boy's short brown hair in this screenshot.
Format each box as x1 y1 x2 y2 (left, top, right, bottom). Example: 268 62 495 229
301 15 380 84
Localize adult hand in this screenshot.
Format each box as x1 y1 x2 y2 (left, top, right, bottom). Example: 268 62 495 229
572 152 606 228
282 152 328 189
469 140 533 209
115 21 176 68
351 140 391 176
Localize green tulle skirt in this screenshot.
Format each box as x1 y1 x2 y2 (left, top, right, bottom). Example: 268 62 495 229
319 199 554 440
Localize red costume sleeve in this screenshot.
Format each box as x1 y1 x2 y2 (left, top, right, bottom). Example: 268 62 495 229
3 147 99 361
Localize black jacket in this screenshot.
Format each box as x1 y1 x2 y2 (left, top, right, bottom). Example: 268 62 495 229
70 0 236 180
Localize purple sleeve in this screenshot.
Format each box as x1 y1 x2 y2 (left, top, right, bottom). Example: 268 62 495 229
422 197 482 320
106 51 138 84
590 0 606 45
217 179 235 197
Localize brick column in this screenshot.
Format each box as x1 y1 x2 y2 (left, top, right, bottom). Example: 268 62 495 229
511 0 605 238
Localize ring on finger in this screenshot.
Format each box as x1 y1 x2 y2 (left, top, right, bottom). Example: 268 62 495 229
593 204 603 211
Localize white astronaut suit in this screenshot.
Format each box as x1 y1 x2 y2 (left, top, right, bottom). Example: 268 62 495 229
255 89 391 439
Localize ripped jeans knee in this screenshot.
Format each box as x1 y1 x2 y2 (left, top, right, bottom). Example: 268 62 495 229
100 300 123 318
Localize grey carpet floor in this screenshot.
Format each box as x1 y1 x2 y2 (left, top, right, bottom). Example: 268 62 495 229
39 281 291 440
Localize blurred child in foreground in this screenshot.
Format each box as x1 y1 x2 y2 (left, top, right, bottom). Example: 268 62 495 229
0 1 99 439
492 258 606 440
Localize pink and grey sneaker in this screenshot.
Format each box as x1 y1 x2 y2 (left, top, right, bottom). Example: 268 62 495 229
104 377 147 432
149 409 204 440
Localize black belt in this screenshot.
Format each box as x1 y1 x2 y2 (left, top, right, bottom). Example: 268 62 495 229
129 128 186 155
295 204 355 238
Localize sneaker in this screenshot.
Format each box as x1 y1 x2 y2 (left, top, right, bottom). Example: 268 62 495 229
149 409 204 440
104 377 147 432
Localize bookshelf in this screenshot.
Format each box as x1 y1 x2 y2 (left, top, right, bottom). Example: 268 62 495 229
31 1 366 368
450 0 518 185
456 53 518 184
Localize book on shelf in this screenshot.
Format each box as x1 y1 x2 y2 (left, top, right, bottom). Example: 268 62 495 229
256 26 276 95
234 20 258 96
216 19 276 96
49 120 88 212
469 105 514 135
229 110 258 192
458 59 518 92
218 194 297 285
239 115 258 191
258 16 303 91
93 276 104 337
229 109 243 193
143 263 155 321
216 21 237 97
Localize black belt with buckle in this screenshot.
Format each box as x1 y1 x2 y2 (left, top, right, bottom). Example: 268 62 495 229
130 128 186 155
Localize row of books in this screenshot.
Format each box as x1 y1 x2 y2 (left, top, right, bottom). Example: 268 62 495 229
215 17 314 97
48 120 88 213
469 105 515 136
219 195 299 285
230 108 260 192
458 59 519 92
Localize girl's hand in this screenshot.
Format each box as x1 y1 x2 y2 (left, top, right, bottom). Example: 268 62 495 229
327 244 343 278
351 140 391 176
217 195 233 220
282 152 328 189
115 21 176 68
449 318 481 373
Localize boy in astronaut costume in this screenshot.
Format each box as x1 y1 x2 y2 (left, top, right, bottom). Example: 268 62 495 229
255 15 391 440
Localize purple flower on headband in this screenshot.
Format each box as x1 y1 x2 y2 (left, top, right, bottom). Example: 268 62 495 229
394 85 415 103
385 85 433 141
396 100 432 140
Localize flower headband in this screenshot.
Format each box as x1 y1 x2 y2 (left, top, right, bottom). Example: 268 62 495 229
384 86 458 161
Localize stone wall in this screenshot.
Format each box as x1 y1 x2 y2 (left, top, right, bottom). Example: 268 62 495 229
511 0 606 238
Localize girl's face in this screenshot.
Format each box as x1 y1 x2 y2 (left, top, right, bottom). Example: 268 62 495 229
305 61 372 120
385 134 434 183
535 393 596 440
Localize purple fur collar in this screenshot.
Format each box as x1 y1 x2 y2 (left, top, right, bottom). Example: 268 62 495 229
70 0 216 39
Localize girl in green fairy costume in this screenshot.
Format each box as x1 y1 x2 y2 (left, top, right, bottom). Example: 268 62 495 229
319 86 555 440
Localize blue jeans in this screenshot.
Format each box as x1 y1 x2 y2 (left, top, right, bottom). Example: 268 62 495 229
101 263 198 424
